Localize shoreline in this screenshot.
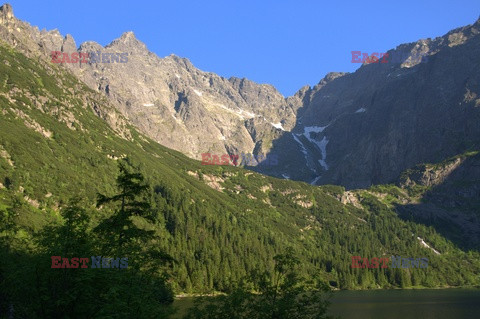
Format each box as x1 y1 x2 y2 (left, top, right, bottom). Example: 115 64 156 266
175 285 480 298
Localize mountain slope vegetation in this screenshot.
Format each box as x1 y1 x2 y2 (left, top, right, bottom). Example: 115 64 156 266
0 41 479 305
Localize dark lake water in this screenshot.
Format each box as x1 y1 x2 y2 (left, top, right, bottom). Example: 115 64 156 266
174 289 480 319
328 289 480 319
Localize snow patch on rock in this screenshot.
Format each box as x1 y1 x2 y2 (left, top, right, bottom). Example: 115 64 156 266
310 176 321 185
271 122 285 131
292 134 308 156
303 126 328 135
355 107 366 113
302 127 329 171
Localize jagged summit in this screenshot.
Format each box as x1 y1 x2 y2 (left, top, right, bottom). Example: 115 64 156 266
0 3 13 16
0 3 13 23
105 31 147 52
61 34 77 52
120 31 135 39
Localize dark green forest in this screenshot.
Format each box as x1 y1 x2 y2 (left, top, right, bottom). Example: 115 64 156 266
0 42 479 317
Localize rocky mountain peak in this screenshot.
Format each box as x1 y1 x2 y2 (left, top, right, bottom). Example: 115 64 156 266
0 3 15 24
78 41 104 52
0 3 13 21
61 34 77 52
294 85 311 97
105 31 147 53
117 31 138 44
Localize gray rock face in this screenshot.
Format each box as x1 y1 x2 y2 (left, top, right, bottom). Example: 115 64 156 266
69 33 303 161
1 4 480 193
0 3 13 22
0 7 301 164
259 18 480 188
397 152 480 249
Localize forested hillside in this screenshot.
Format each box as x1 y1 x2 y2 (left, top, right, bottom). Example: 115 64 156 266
1 40 480 316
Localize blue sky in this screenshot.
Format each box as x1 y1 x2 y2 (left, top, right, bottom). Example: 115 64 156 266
7 0 480 96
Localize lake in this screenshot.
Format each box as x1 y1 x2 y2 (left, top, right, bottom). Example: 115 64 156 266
174 289 480 318
328 289 480 318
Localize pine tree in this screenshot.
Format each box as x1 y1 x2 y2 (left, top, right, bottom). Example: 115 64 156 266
95 157 156 253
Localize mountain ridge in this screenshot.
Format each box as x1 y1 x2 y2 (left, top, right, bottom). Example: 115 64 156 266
1 4 480 187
